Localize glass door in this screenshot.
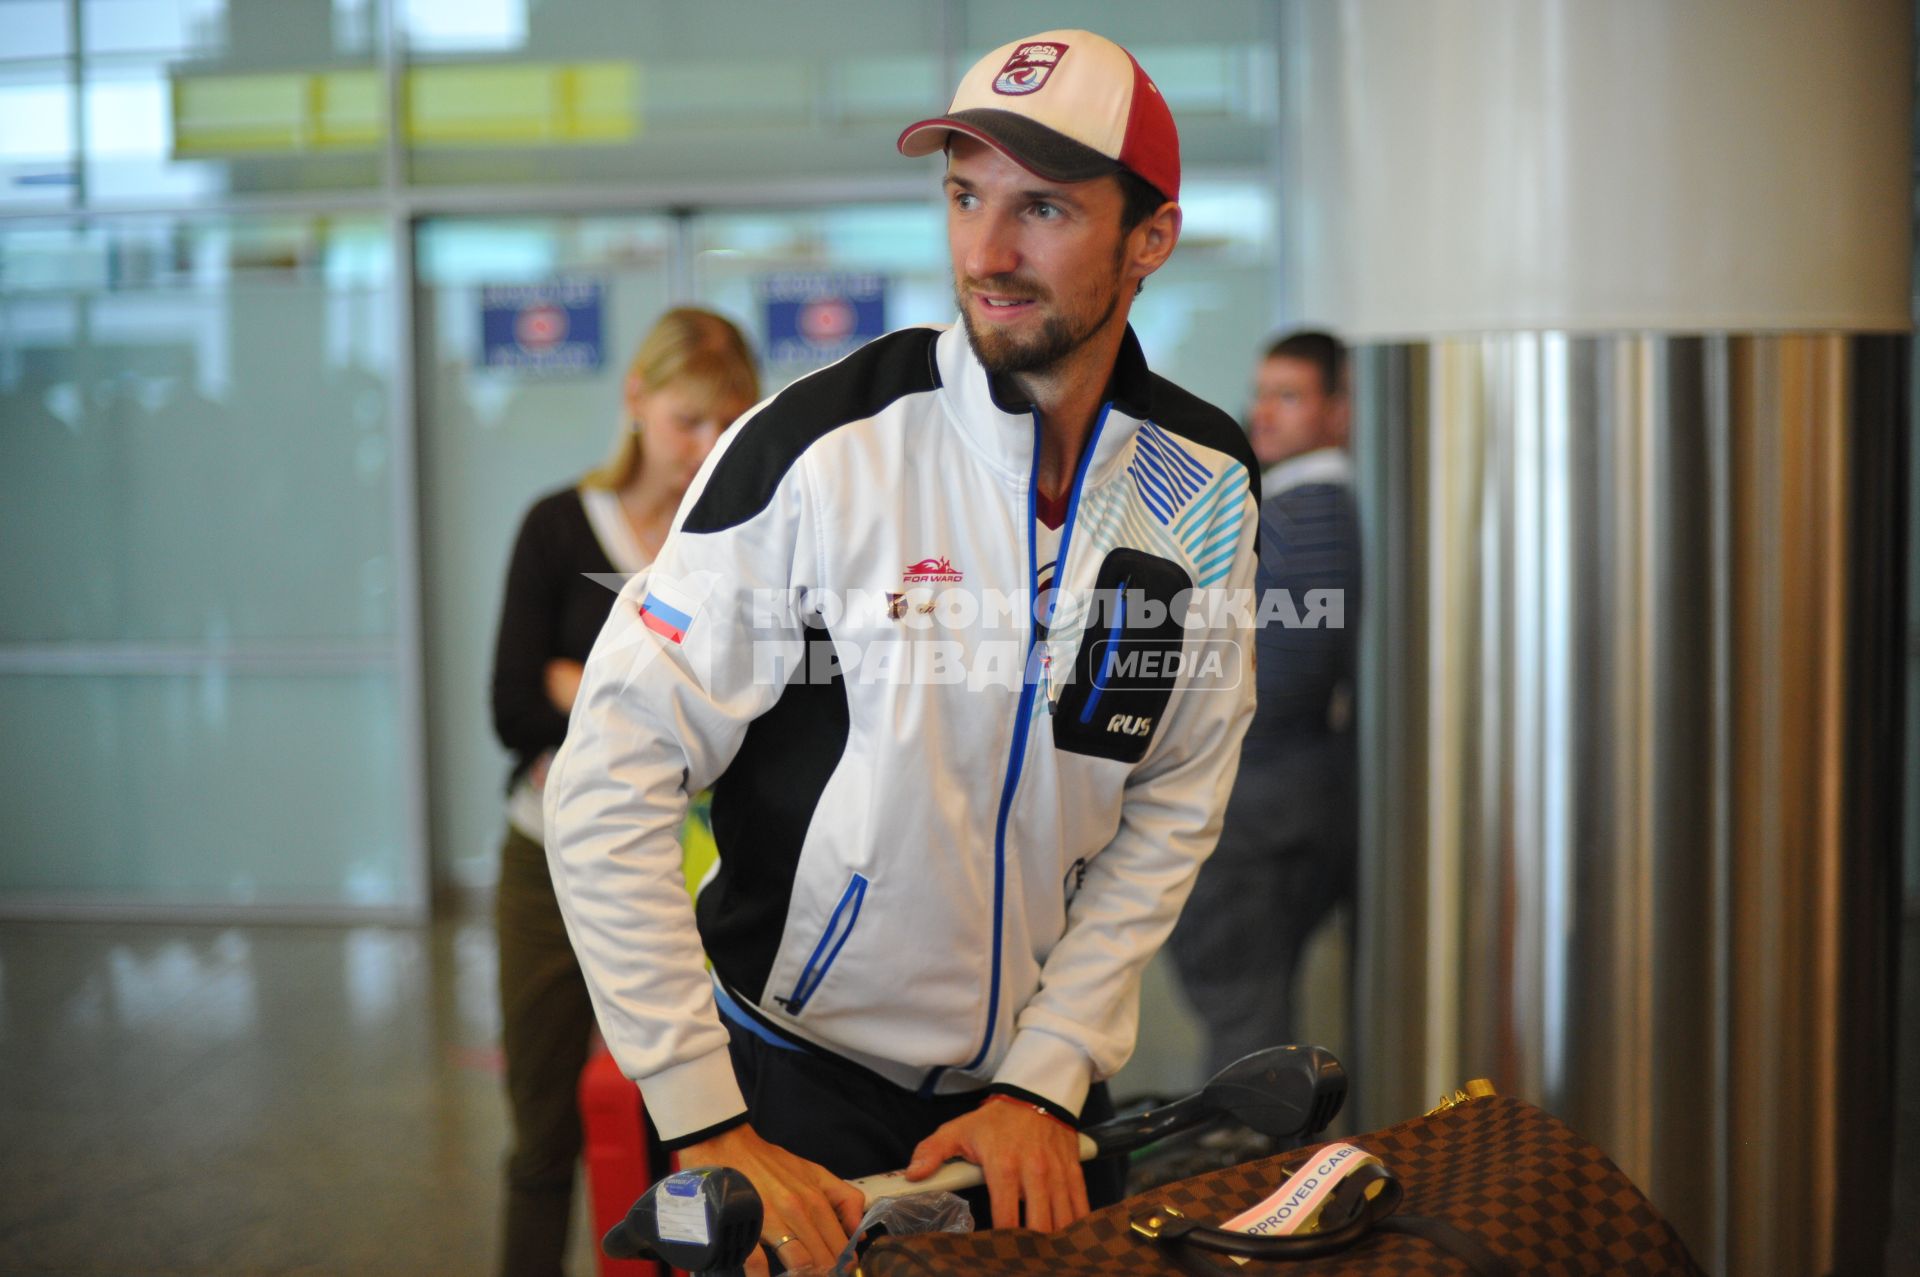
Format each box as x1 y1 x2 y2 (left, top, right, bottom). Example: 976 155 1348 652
414 214 677 891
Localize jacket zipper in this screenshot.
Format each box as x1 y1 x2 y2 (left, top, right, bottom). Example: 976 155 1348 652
1077 576 1129 727
956 402 1113 1077
784 871 869 1014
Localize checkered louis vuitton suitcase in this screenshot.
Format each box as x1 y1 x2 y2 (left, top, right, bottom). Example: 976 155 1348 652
856 1092 1705 1276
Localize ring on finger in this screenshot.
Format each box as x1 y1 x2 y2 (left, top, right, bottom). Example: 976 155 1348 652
770 1234 798 1249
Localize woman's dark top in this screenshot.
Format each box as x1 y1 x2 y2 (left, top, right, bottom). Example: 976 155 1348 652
490 485 625 786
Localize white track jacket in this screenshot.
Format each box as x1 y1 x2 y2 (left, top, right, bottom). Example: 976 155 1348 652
545 322 1261 1145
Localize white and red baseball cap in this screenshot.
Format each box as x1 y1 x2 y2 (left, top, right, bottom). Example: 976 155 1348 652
897 29 1180 203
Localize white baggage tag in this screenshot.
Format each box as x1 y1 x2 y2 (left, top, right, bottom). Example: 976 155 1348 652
654 1171 712 1246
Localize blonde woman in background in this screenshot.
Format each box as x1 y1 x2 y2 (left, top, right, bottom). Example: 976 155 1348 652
489 308 758 1277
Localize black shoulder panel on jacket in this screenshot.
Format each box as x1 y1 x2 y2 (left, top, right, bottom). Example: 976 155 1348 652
700 623 850 1003
1146 373 1263 508
681 327 943 534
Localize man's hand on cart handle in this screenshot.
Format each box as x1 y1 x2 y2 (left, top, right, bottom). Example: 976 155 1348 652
678 1123 864 1277
903 1095 1091 1232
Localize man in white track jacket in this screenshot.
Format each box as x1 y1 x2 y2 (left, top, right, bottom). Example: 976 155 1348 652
545 29 1261 1271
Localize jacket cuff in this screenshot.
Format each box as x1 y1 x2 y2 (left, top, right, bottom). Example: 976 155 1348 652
658 1110 751 1154
637 1045 748 1144
990 1030 1092 1120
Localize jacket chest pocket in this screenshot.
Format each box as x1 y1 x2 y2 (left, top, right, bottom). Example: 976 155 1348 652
1051 548 1191 764
776 871 869 1015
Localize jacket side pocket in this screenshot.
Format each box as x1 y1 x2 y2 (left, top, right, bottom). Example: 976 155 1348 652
781 871 869 1014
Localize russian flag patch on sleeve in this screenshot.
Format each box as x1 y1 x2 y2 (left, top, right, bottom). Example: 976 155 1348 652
636 575 701 645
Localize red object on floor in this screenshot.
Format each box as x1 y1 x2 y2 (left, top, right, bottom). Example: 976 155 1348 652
579 1044 672 1277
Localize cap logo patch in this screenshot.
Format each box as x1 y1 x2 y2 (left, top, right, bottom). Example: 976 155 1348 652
993 41 1068 96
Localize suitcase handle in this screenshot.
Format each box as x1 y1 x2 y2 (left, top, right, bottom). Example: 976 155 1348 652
1134 1167 1519 1277
1131 1161 1403 1263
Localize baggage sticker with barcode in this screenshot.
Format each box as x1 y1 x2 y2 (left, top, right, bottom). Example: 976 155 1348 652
655 1171 712 1245
1223 1142 1382 1241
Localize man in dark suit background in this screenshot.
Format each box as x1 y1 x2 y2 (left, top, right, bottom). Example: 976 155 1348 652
1168 330 1360 1076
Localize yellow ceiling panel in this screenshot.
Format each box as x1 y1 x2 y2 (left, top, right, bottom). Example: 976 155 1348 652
409 62 637 146
170 61 637 157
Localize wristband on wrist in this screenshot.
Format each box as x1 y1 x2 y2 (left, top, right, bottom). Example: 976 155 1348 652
985 1092 1076 1130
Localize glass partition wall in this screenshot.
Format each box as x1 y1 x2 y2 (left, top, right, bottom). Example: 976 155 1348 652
0 214 419 916
0 0 1286 919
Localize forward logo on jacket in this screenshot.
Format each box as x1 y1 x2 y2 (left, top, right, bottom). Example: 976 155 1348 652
903 556 963 584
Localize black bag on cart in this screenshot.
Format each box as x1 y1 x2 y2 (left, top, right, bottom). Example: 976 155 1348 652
855 1092 1705 1276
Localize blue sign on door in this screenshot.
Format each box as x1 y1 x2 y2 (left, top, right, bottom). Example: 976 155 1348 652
761 272 887 367
481 281 605 373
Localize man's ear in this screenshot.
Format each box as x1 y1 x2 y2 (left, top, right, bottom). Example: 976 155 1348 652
1328 392 1353 448
1128 202 1182 287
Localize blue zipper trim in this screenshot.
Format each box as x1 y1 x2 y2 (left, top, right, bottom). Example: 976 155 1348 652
785 872 869 1013
712 977 803 1052
1078 577 1129 726
962 402 1112 1074
1044 406 1111 670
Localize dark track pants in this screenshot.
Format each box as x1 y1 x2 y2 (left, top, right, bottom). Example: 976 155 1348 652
496 826 595 1277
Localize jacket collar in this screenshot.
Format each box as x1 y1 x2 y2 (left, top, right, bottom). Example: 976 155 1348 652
934 322 1152 488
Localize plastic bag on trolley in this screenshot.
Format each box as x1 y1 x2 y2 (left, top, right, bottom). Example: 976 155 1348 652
784 1190 974 1277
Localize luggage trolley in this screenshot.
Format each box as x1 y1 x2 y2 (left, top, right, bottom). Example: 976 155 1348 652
596 1051 1707 1277
599 1044 1349 1275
